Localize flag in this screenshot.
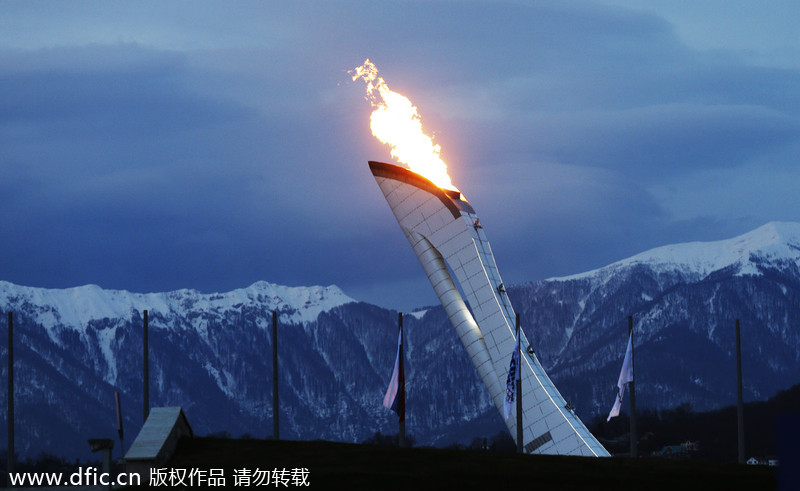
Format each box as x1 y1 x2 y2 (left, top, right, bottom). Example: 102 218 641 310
504 336 520 420
607 332 634 421
383 330 405 422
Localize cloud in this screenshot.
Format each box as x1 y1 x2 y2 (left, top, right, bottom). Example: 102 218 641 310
0 1 798 311
525 103 799 174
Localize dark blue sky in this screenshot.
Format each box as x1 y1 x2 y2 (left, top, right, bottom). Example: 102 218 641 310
1 1 798 310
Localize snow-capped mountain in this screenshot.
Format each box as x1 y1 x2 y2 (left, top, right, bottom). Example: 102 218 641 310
561 221 800 282
0 281 355 389
2 222 800 461
510 221 800 419
0 280 496 460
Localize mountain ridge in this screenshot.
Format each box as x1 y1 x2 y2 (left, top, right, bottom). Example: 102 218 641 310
2 222 799 460
554 221 800 283
0 279 354 328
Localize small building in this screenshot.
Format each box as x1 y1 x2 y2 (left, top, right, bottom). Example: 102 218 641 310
747 456 779 466
125 407 193 480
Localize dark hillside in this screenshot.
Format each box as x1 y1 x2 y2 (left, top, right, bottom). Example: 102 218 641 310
590 383 800 461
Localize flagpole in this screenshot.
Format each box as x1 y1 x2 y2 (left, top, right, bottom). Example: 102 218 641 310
7 312 14 488
398 312 405 448
273 310 279 440
736 318 745 464
515 313 523 454
628 316 637 458
115 391 124 461
143 309 149 425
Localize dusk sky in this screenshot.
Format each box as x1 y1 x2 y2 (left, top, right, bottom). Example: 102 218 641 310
2 1 799 310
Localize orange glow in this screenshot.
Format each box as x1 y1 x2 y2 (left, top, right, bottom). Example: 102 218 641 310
351 59 457 191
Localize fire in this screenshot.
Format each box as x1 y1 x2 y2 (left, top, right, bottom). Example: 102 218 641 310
351 59 457 191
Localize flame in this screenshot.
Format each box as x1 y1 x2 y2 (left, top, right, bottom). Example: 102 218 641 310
351 59 457 191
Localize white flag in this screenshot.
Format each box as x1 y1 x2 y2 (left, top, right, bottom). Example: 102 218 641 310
607 332 634 421
504 336 520 420
383 330 405 422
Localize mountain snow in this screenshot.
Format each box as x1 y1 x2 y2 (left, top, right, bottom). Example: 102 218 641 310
557 222 800 282
0 280 354 388
514 222 800 418
0 280 355 332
